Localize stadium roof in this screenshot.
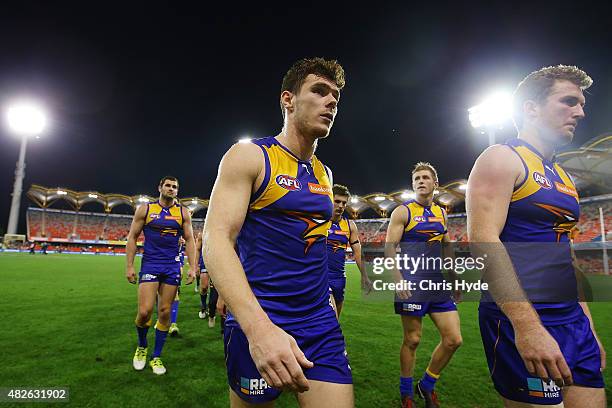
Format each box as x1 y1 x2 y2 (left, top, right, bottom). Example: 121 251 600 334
26 185 209 215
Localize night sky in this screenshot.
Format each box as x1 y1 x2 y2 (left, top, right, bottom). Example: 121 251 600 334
1 2 612 232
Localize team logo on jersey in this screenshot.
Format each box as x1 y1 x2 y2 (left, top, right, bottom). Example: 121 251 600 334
416 229 444 242
534 202 577 241
283 210 330 254
308 182 332 195
276 175 302 191
532 172 552 189
240 377 270 396
526 377 560 398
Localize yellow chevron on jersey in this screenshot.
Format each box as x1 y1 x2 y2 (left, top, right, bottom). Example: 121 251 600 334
402 200 446 243
145 202 183 227
327 217 350 252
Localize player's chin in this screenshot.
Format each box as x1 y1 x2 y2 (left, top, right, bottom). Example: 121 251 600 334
313 124 332 139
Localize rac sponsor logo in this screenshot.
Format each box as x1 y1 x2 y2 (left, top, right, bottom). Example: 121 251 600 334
240 377 270 396
308 182 331 195
533 172 552 189
555 182 578 198
276 175 302 191
526 377 560 399
141 274 156 281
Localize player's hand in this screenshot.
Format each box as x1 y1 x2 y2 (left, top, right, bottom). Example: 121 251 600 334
514 324 573 387
185 269 196 285
246 320 313 393
126 266 137 284
361 276 373 294
452 289 462 303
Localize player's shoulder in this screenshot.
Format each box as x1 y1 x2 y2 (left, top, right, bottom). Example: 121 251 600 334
473 143 523 174
221 140 266 176
390 202 409 220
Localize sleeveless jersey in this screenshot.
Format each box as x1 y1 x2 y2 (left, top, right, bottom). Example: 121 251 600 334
327 215 351 279
234 136 334 324
482 138 580 322
142 202 184 264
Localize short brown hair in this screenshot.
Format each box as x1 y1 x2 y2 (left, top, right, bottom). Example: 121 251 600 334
513 65 592 129
333 184 350 197
159 176 179 188
412 162 438 183
280 57 346 115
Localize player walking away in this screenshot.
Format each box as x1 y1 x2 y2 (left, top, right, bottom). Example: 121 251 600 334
195 231 211 319
203 58 354 407
169 236 186 336
327 184 372 317
467 65 606 407
385 163 462 408
125 176 197 375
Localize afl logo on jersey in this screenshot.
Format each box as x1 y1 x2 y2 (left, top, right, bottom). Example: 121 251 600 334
276 175 302 191
150 213 160 219
413 216 427 222
533 172 552 189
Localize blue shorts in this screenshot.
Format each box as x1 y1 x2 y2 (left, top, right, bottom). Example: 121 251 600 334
394 299 456 316
329 276 346 303
224 310 352 403
139 263 181 286
479 307 604 404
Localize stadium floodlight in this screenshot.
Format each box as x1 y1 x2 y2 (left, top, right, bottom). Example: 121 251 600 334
374 196 386 202
4 99 48 236
191 199 197 204
57 190 67 195
88 194 98 199
138 196 149 203
458 184 467 191
238 137 251 144
400 191 415 200
350 197 359 204
434 189 440 195
468 91 513 146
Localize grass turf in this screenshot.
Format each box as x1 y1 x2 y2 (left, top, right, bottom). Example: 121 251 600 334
0 253 610 407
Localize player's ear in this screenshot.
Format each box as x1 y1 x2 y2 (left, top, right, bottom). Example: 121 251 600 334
523 100 539 122
280 90 295 114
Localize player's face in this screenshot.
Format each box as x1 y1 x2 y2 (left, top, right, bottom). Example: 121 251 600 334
293 74 340 139
333 194 349 219
535 80 586 146
159 180 179 200
412 170 438 197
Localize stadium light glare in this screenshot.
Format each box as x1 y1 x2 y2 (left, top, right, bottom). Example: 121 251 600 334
350 197 359 204
88 194 98 199
401 191 415 200
434 190 440 195
5 101 48 136
57 190 67 195
468 91 513 146
458 184 467 191
138 197 149 203
4 99 49 236
191 199 197 204
238 137 251 144
374 196 386 202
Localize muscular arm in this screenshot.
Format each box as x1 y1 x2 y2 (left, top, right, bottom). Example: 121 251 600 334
385 206 410 297
125 204 147 283
349 220 372 292
181 208 197 284
467 144 572 384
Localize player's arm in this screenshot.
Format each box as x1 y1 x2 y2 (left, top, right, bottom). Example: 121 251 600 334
385 205 410 298
181 208 197 284
125 204 147 284
203 142 313 393
467 145 573 386
349 220 372 293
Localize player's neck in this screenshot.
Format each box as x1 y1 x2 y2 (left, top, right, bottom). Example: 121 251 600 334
158 196 174 208
331 214 342 223
415 194 433 207
518 128 556 161
277 124 318 161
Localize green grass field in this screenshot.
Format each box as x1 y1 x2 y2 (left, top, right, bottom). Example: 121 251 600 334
1 253 610 407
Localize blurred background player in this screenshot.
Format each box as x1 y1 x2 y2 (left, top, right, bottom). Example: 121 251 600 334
467 65 606 407
204 57 353 407
196 231 211 319
385 162 462 408
326 184 372 317
125 176 197 375
169 236 186 336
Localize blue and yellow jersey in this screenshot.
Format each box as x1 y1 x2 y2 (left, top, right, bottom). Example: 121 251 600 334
327 215 351 279
400 200 446 274
142 201 184 265
487 138 580 322
235 136 334 324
